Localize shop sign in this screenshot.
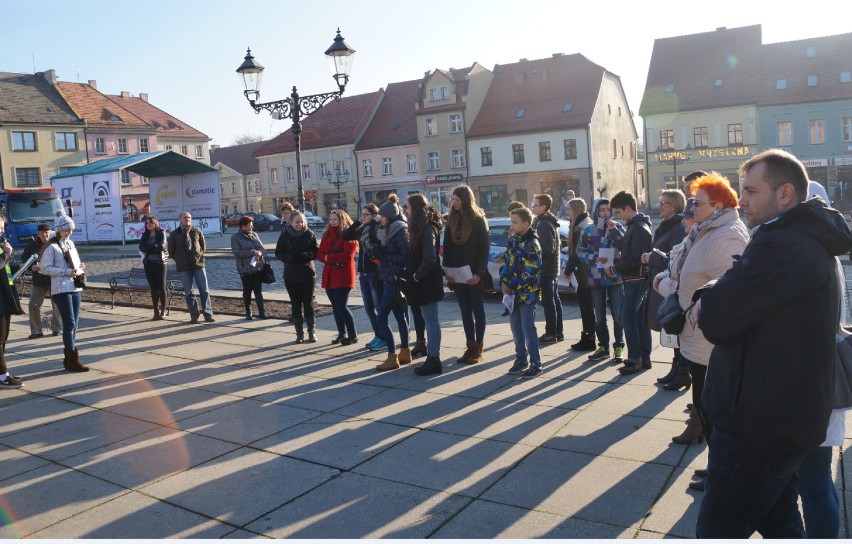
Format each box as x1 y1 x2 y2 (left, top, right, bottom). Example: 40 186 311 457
426 174 464 184
802 158 828 168
654 146 752 163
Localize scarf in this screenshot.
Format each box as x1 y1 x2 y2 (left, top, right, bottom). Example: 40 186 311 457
184 225 192 251
675 207 736 277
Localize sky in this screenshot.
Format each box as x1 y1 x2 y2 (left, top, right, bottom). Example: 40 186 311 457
3 0 850 148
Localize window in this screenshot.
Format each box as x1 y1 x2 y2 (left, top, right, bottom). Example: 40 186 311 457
139 138 149 153
714 79 723 88
451 149 465 168
54 132 77 151
425 118 437 136
515 108 525 118
608 105 612 115
231 182 237 194
406 154 417 173
562 103 573 113
842 116 852 142
165 144 173 151
449 114 463 134
180 144 188 155
286 166 294 182
564 139 577 160
776 79 787 90
271 168 279 184
512 144 525 164
429 88 438 101
693 127 709 148
195 144 203 158
441 86 449 99
318 162 328 179
95 137 106 154
15 167 40 186
118 138 128 154
382 157 392 175
121 170 131 185
539 141 551 161
809 118 825 144
427 151 440 171
612 139 617 159
842 72 852 84
618 107 622 116
807 75 819 87
11 131 36 151
481 147 492 167
665 84 675 92
142 176 149 185
777 121 793 146
806 46 816 58
302 164 311 180
660 130 674 149
362 159 373 177
728 123 743 145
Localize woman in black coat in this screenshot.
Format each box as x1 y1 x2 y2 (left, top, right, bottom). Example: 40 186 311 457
0 219 24 388
403 194 444 376
275 211 319 343
138 216 168 320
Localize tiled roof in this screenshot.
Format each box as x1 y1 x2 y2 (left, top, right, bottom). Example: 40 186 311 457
0 72 82 125
108 94 209 139
355 79 419 151
253 89 383 157
211 140 267 175
639 25 763 116
759 32 852 106
55 82 150 128
466 54 604 138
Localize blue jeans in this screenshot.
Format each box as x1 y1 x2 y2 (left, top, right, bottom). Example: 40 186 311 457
590 285 624 347
52 291 81 350
509 300 540 367
359 273 380 336
796 446 839 538
540 276 562 337
376 280 409 354
179 268 212 318
455 289 486 343
696 428 807 538
621 281 652 362
327 287 356 337
419 301 441 358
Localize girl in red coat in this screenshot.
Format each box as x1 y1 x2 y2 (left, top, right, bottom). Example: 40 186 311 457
317 210 358 345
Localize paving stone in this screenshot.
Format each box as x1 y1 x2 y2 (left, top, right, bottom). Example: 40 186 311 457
0 444 52 483
395 366 516 399
254 377 385 412
244 471 469 538
101 384 242 426
641 466 703 538
185 366 314 398
582 381 690 420
487 374 613 409
0 395 92 438
54 374 176 409
332 388 478 429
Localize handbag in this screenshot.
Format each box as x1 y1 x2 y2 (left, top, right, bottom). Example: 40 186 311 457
834 326 852 409
657 291 695 335
61 244 86 289
659 330 679 349
261 261 275 284
482 270 495 292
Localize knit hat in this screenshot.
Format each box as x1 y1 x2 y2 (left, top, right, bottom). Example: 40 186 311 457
682 198 695 219
37 223 51 232
54 213 75 232
378 194 400 219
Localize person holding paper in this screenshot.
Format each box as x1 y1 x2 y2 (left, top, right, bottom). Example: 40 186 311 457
0 217 25 388
230 215 267 320
577 199 625 363
442 185 490 365
139 216 169 321
22 223 60 337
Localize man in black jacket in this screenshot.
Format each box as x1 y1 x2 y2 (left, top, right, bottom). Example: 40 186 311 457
607 191 653 375
696 149 852 538
531 194 562 343
22 224 60 339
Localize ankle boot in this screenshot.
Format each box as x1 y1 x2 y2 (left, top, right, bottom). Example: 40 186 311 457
664 366 692 391
307 328 317 343
244 299 253 320
257 298 267 319
152 308 161 321
376 352 400 372
398 347 412 365
571 331 597 351
64 348 89 372
457 340 475 364
671 408 703 445
466 341 484 364
410 339 427 358
415 356 443 376
657 361 677 384
294 319 304 344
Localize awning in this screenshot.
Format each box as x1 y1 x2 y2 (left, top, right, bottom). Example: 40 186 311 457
51 150 216 180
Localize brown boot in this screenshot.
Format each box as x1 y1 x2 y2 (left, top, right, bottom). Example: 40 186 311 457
457 341 475 364
671 408 703 445
398 348 412 365
376 353 400 372
466 341 484 364
64 348 90 373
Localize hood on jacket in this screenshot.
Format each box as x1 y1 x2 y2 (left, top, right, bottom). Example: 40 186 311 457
537 211 559 227
591 199 610 221
630 212 652 229
769 198 852 257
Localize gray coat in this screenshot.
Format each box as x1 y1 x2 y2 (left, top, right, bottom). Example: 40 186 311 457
231 230 266 275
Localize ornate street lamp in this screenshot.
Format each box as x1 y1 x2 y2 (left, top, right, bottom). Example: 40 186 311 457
237 29 355 212
325 163 351 212
656 145 692 192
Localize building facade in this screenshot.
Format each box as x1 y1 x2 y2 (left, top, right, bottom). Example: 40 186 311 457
211 140 268 215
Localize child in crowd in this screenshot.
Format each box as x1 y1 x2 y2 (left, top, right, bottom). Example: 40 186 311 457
499 207 543 378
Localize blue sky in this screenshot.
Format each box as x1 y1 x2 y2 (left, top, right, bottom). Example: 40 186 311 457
2 0 848 147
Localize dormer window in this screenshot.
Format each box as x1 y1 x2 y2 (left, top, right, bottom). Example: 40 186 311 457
714 79 723 88
515 108 526 118
665 84 675 92
807 75 819 87
841 72 852 83
776 79 787 90
806 46 817 58
562 103 573 113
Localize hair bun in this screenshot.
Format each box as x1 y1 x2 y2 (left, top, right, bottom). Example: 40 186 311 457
387 193 399 203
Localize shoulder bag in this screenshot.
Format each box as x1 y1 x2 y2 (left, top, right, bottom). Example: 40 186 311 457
261 257 275 284
60 243 86 289
834 326 852 409
657 291 695 335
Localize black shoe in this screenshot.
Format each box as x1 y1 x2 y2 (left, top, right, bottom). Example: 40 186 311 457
688 478 706 492
341 335 358 346
331 334 345 345
245 313 253 320
414 356 443 376
507 359 529 375
500 308 510 317
0 375 23 389
27 333 44 340
618 361 644 375
52 330 61 336
307 330 317 343
694 468 708 478
657 362 677 384
587 345 610 361
410 341 427 358
538 334 558 344
664 368 692 391
258 313 268 320
555 333 564 342
571 334 596 351
520 365 543 378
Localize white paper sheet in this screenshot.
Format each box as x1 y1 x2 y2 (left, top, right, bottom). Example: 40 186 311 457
502 292 514 314
598 248 615 269
250 255 258 267
443 265 473 283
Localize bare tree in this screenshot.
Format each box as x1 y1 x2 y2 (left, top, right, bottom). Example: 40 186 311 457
231 133 265 145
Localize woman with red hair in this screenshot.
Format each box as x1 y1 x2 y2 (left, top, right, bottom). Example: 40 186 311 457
663 173 749 489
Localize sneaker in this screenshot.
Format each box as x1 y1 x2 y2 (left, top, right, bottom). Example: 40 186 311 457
369 338 387 352
204 314 216 323
587 346 610 361
538 334 558 344
613 345 624 362
0 375 23 389
520 365 543 378
555 333 564 342
507 359 529 374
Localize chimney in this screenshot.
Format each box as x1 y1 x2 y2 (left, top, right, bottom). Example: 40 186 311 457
120 91 130 98
139 92 148 102
41 69 57 85
88 79 97 89
552 53 564 57
519 58 529 62
716 26 727 31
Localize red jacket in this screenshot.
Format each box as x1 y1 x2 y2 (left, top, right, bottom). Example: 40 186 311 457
317 226 357 289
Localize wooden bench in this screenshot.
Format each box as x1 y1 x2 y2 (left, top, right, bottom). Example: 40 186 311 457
109 267 184 315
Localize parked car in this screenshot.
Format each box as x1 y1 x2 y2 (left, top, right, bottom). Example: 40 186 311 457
225 212 248 227
303 210 325 229
251 213 282 232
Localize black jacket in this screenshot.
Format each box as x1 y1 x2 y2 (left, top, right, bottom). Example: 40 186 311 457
0 248 22 316
342 220 379 274
646 215 687 330
22 239 50 288
565 213 593 289
700 199 852 452
611 213 652 281
275 225 319 283
442 215 489 291
404 220 444 306
139 229 168 264
533 212 560 278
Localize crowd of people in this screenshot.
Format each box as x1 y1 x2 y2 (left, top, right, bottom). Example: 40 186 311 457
0 150 850 538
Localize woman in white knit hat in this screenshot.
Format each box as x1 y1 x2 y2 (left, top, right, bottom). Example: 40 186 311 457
39 213 89 372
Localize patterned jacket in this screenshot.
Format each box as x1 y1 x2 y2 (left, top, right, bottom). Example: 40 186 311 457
499 228 542 305
577 204 625 287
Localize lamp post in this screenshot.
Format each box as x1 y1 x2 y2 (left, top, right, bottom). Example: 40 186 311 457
236 29 355 212
656 145 692 192
325 163 350 213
